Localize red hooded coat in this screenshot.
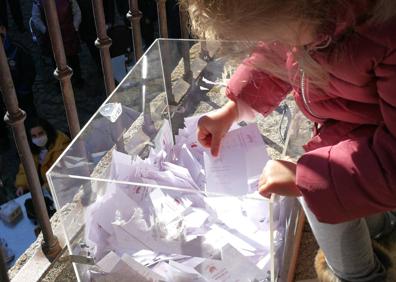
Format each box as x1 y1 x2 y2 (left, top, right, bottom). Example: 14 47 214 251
226 3 396 223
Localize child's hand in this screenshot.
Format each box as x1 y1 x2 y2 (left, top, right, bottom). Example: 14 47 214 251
258 160 301 198
197 101 238 157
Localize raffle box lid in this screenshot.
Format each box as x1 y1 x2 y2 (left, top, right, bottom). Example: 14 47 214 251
47 39 309 282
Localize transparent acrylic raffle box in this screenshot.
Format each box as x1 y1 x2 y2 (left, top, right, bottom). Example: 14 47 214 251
47 39 310 282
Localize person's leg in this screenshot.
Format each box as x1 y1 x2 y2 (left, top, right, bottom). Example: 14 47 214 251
300 199 388 281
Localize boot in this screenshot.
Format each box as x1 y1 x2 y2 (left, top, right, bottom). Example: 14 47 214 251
315 242 396 282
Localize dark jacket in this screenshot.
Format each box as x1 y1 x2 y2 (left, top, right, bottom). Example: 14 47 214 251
32 0 80 56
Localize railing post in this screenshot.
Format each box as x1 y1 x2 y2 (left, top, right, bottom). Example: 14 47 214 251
0 247 10 282
92 0 115 96
0 39 61 262
155 0 175 105
41 0 80 138
156 0 169 38
179 7 192 82
127 0 143 61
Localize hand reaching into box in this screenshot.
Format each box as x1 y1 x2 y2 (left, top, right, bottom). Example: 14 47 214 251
197 100 238 157
258 160 301 198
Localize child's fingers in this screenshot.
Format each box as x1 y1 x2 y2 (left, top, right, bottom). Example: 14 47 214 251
210 134 222 157
258 177 272 197
201 135 212 148
197 126 211 147
258 181 275 197
260 192 272 199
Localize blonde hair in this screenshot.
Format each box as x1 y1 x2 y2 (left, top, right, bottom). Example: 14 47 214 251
180 0 396 89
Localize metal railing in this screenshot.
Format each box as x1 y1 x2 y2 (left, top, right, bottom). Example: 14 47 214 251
128 0 144 60
42 0 80 138
0 1 191 280
0 247 10 282
0 33 61 265
92 0 116 96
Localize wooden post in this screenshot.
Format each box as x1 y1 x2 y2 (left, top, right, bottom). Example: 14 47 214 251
287 210 306 282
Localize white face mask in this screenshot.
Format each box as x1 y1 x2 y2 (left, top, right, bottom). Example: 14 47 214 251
32 135 48 147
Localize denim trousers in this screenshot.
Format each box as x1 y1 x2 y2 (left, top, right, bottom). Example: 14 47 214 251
300 198 396 281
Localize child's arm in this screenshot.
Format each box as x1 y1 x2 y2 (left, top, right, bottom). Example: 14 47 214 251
197 44 291 155
296 42 396 224
226 43 292 120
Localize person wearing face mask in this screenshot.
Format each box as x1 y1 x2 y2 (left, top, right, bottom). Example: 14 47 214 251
15 117 70 196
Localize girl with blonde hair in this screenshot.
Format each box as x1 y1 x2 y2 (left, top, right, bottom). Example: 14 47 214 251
182 0 396 280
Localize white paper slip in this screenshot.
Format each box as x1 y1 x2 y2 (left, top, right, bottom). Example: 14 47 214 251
204 149 247 196
204 123 268 196
152 262 186 281
93 251 165 282
221 244 267 281
96 251 121 273
110 259 158 282
121 254 166 281
149 189 191 224
194 259 237 282
154 119 174 153
86 187 139 237
183 208 210 230
204 224 257 256
168 260 206 281
162 162 200 190
178 144 205 188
